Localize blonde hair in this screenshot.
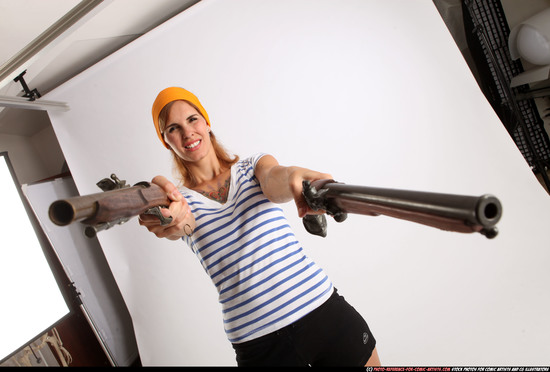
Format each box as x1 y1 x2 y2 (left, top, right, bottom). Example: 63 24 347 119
158 100 239 187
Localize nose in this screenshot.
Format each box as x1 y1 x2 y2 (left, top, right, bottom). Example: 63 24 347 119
181 123 194 139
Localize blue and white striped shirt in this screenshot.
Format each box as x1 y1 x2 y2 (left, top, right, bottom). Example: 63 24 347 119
181 153 333 343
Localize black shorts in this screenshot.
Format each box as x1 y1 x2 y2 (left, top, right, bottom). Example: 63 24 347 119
231 288 376 367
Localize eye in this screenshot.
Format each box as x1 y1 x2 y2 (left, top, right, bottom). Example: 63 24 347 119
188 116 198 123
166 125 178 133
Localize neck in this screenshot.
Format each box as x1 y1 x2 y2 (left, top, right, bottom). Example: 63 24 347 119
187 155 225 187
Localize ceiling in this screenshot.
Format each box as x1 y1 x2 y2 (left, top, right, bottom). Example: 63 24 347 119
0 0 200 136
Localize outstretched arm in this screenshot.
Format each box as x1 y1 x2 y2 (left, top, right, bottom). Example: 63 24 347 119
255 154 333 218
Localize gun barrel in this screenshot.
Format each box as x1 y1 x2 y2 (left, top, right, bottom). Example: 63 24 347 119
48 183 170 227
324 183 502 229
49 197 98 226
306 181 502 238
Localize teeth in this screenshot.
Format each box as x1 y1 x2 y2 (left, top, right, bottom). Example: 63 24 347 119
185 140 200 149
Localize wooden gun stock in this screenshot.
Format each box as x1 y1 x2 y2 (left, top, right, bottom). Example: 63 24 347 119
302 180 502 239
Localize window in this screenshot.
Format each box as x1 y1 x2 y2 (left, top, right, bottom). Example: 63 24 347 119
0 152 69 362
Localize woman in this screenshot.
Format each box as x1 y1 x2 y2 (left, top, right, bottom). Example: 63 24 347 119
139 87 380 367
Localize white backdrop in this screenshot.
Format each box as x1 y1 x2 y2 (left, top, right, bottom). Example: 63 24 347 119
45 0 550 366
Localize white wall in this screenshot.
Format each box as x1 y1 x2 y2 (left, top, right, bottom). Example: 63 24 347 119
0 134 49 184
0 124 65 185
29 125 66 176
44 0 550 366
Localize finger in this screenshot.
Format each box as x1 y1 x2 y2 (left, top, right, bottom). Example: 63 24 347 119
148 216 188 239
160 206 173 219
166 197 190 221
152 175 182 201
294 172 333 218
295 198 309 218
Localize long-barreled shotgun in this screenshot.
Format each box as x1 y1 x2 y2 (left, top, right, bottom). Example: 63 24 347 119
301 179 502 239
49 174 502 239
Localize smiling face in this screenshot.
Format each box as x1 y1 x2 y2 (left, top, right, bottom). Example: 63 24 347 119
162 100 213 163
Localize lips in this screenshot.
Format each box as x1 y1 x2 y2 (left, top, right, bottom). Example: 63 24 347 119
185 139 201 150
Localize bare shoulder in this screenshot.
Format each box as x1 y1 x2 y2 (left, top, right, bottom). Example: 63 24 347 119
255 154 279 180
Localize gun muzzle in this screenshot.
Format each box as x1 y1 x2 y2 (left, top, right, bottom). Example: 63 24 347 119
49 199 98 226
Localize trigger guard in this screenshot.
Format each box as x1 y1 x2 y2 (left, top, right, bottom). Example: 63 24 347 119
144 206 173 226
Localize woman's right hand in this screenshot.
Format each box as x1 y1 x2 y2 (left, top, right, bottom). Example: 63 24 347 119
138 175 195 240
